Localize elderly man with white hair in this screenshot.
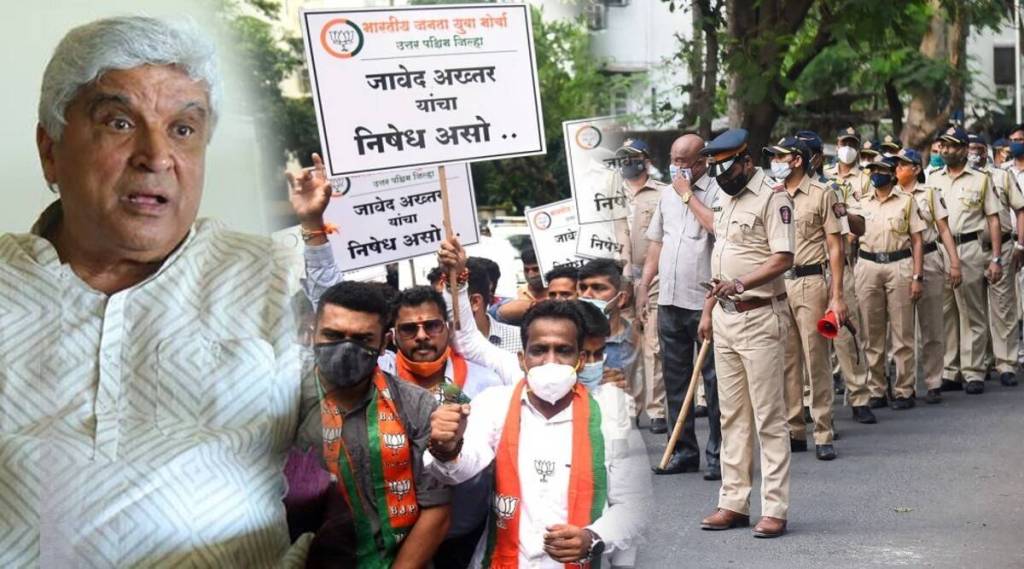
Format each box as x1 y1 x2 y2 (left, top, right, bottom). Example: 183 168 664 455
0 16 313 567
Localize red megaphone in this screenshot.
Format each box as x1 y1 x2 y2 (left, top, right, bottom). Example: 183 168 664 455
817 310 841 339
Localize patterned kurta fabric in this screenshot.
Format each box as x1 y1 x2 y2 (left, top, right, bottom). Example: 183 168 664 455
0 203 313 567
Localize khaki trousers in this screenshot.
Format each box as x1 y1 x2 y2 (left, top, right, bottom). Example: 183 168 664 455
632 277 666 420
834 264 870 406
783 276 834 444
856 258 917 399
712 300 791 520
987 246 1019 374
914 251 946 391
943 241 990 383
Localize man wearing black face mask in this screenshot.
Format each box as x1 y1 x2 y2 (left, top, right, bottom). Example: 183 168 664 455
695 128 796 538
930 125 1004 395
298 281 452 568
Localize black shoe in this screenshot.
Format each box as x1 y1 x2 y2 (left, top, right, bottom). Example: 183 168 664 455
790 438 808 452
925 389 942 404
652 452 700 475
815 444 837 461
868 396 887 409
694 405 709 418
940 379 963 392
1000 372 1019 387
802 406 813 423
890 397 915 410
703 466 722 481
833 373 845 395
852 406 877 424
649 418 668 434
965 381 985 395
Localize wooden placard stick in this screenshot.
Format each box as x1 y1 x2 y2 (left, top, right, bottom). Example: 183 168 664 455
438 164 461 330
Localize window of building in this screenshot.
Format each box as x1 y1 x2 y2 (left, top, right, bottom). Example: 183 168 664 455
994 46 1015 86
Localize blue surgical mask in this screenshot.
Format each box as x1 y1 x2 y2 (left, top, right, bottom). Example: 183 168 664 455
870 172 893 188
1010 142 1024 159
929 154 944 168
669 165 692 181
578 361 604 389
580 292 620 317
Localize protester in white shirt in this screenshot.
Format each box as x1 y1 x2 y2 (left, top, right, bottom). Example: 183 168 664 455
425 299 651 569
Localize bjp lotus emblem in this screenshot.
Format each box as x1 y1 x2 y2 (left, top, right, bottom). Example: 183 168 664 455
383 433 407 454
388 479 412 501
493 494 519 529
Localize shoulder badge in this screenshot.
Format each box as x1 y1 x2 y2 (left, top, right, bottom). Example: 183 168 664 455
832 202 848 218
780 205 792 224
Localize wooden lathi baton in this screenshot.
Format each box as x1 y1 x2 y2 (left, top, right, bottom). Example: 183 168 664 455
438 164 460 330
658 339 711 471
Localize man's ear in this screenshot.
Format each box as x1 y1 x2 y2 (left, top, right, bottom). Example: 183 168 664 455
518 350 526 374
469 293 485 314
36 124 58 185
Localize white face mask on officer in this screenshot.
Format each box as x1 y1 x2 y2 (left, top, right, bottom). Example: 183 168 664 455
837 146 859 165
526 362 578 404
769 160 793 181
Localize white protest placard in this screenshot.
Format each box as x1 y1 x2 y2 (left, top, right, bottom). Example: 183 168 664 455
525 199 588 284
563 116 629 224
575 221 624 260
324 164 479 272
301 4 545 177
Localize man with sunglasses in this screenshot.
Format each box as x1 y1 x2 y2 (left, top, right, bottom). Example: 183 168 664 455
695 128 795 538
931 125 1004 395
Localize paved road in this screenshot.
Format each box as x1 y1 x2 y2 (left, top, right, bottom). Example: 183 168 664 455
634 374 1024 569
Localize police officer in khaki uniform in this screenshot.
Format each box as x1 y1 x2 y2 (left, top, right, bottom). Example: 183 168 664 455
893 148 962 404
615 138 669 430
824 127 870 199
849 157 927 408
824 128 873 423
695 129 794 539
880 134 902 157
968 134 1024 387
930 126 1004 394
764 137 846 461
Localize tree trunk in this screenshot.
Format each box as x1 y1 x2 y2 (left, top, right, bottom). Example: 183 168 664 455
901 0 969 150
696 0 721 139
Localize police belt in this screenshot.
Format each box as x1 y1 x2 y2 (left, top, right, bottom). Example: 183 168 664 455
718 293 787 314
858 249 912 264
952 231 980 246
784 264 825 279
923 241 939 255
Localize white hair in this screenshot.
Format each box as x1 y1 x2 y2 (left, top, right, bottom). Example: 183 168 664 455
38 16 221 141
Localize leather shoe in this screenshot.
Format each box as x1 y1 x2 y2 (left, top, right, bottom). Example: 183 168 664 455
700 508 749 530
790 438 808 452
868 396 887 409
694 405 708 418
1000 372 1018 387
815 444 837 461
752 516 787 538
852 406 877 424
649 418 668 434
703 467 721 481
965 381 985 395
652 452 699 475
833 373 845 395
925 389 942 404
940 379 963 392
890 397 915 410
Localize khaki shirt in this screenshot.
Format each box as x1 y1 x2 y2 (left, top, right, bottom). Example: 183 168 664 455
824 163 869 199
853 189 927 252
787 175 842 266
711 169 795 300
898 184 948 244
983 166 1024 233
617 177 666 278
929 167 999 235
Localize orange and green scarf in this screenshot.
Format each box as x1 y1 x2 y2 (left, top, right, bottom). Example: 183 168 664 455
319 369 419 569
483 380 607 569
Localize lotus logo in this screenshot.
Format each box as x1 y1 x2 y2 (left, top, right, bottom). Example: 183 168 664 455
534 459 555 483
322 426 342 443
493 494 519 528
319 18 364 59
383 433 407 454
381 387 393 401
388 479 412 500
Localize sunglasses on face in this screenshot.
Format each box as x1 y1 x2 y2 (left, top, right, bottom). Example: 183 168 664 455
394 319 447 340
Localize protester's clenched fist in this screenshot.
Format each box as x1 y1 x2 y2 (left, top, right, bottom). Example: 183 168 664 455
437 236 468 274
429 403 470 460
543 524 592 563
286 153 332 229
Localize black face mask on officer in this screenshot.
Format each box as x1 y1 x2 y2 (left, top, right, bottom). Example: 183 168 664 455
619 159 647 181
315 340 381 388
940 143 967 168
714 154 751 196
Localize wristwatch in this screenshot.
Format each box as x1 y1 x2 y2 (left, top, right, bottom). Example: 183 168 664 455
733 278 746 294
991 256 1004 266
681 190 693 204
911 274 924 282
583 529 605 562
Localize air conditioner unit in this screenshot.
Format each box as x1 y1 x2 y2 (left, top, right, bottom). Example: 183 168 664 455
586 3 607 31
605 0 631 6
